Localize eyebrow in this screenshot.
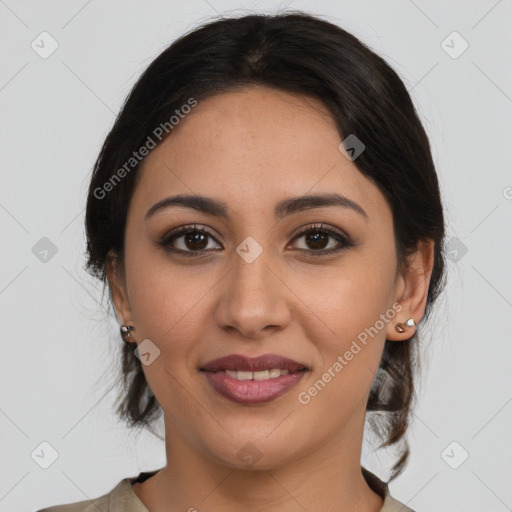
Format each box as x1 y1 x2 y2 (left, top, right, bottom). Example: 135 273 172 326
145 193 368 221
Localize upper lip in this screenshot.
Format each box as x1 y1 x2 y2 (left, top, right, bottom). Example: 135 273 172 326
200 354 308 372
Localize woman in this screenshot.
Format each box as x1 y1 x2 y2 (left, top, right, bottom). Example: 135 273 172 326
38 10 446 512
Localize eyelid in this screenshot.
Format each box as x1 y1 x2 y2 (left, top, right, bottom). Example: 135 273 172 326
289 222 349 242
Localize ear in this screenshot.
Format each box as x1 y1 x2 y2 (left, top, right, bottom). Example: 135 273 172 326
386 239 435 341
105 250 134 329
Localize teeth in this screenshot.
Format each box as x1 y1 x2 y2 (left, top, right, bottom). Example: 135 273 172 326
224 368 290 381
253 370 270 380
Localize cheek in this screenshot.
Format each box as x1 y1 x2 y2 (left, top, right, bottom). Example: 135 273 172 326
296 278 394 434
311 248 396 342
304 244 397 393
123 250 213 416
127 262 212 347
124 218 214 332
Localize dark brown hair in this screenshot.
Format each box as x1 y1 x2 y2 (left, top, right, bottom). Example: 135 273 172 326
85 11 446 481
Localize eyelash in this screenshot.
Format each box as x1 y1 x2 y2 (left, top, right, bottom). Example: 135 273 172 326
158 223 355 258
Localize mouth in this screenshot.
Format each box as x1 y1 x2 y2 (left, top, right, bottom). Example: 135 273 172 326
199 354 309 405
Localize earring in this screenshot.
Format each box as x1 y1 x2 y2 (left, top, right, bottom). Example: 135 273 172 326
395 318 416 333
120 325 135 343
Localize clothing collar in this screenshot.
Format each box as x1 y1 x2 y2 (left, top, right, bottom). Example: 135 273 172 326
112 466 414 512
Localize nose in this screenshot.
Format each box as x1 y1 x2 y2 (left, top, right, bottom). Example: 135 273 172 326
215 247 291 340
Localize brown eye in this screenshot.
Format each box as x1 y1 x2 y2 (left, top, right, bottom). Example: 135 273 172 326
159 225 222 256
304 231 330 250
290 224 354 255
158 223 354 258
181 232 209 251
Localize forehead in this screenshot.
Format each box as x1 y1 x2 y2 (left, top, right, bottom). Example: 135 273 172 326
132 86 389 224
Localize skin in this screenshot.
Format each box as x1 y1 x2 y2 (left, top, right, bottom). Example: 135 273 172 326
107 85 434 512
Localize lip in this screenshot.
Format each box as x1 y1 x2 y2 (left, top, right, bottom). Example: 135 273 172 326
200 354 308 405
200 354 308 372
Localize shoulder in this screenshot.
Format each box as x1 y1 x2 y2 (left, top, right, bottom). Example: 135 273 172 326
362 467 416 512
35 478 144 512
35 491 109 512
382 493 416 512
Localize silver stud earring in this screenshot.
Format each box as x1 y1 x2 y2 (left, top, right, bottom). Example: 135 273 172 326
395 318 416 333
120 325 135 343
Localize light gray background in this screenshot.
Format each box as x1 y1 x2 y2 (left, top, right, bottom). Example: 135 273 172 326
1 1 511 511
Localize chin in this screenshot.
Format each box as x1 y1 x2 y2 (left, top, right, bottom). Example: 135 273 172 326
200 430 303 471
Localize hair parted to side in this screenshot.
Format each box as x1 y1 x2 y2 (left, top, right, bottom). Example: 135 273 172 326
85 11 446 481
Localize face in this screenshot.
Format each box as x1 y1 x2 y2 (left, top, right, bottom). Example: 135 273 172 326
108 85 431 470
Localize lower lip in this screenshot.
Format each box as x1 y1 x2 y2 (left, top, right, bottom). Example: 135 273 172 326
202 371 306 404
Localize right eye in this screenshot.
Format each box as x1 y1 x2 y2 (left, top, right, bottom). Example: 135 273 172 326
158 224 223 256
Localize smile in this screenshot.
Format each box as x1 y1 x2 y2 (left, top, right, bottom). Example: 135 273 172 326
200 353 308 405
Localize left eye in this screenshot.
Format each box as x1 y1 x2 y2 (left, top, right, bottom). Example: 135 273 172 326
289 224 353 254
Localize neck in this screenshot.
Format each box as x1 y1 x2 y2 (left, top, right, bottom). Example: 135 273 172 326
134 408 384 512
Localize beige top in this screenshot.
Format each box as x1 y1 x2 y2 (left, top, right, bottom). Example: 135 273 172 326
37 467 415 512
